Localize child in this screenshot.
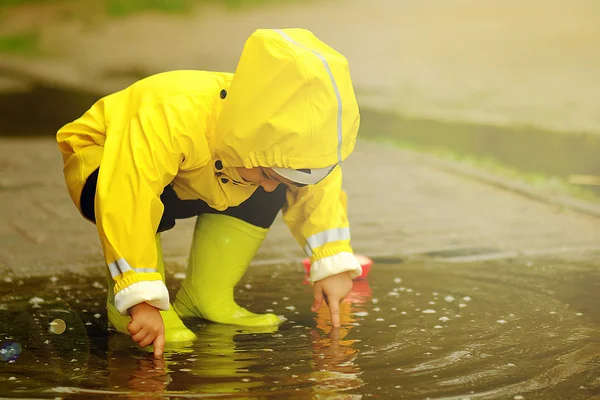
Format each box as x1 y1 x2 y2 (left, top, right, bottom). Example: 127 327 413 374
57 28 362 357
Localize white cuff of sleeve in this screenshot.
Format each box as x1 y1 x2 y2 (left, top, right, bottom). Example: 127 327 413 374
114 280 171 315
310 252 362 284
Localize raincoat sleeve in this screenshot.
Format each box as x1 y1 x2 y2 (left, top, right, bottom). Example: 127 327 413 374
96 103 208 315
282 166 362 283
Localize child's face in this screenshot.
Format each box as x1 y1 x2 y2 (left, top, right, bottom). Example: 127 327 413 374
237 167 296 192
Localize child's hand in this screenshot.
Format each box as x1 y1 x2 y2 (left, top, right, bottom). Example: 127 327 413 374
311 271 353 328
128 302 165 358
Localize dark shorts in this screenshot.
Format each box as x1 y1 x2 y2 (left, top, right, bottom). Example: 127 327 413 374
80 168 287 232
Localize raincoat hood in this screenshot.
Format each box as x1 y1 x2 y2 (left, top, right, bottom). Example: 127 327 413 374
214 28 360 170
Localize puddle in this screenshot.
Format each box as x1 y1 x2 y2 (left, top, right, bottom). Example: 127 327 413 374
360 108 600 196
0 83 103 136
1 257 599 399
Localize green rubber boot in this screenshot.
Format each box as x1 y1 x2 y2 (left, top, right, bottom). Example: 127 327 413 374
173 214 281 327
106 234 196 344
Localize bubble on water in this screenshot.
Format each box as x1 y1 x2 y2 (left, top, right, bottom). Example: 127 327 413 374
439 316 450 322
434 325 443 329
497 319 507 324
401 311 407 315
272 301 278 305
0 342 22 362
416 293 421 296
187 358 198 362
394 278 402 283
265 309 274 312
85 322 92 326
355 311 369 317
422 309 436 314
179 368 192 372
70 359 77 363
376 318 385 322
507 363 516 367
50 276 58 283
444 295 455 302
549 311 557 315
29 297 45 308
49 319 66 334
388 292 399 297
389 324 397 328
94 313 101 319
458 303 467 308
429 301 435 305
576 313 583 316
399 287 406 292
372 298 379 304
245 284 252 289
3 277 13 283
463 296 472 302
282 366 291 370
283 297 289 301
373 307 381 312
406 289 413 293
391 307 397 311
8 376 16 381
514 396 524 400
285 306 296 311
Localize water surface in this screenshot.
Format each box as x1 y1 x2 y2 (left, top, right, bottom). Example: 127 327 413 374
1 255 599 399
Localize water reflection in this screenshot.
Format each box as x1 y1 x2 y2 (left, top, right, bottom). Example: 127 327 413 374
2 257 600 398
309 279 371 398
102 278 371 398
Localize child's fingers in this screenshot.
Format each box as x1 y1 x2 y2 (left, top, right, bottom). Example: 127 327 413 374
311 287 324 312
131 328 148 344
138 332 155 348
127 319 142 335
153 333 165 358
328 296 341 328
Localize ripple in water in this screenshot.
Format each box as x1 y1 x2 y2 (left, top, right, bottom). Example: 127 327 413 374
0 255 599 398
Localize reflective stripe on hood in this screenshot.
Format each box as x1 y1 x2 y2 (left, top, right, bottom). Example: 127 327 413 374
213 28 360 170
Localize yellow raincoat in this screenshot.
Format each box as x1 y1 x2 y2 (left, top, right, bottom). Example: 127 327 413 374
57 29 362 315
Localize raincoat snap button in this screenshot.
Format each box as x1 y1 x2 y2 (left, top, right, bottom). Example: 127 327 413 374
220 89 227 99
221 178 229 184
215 160 223 170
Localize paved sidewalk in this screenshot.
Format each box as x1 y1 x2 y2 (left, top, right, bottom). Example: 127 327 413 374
1 137 600 278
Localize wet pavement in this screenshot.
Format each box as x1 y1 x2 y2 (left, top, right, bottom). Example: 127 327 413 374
1 254 599 399
2 137 600 398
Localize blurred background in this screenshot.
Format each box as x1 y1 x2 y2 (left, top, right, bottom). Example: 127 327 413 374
2 0 600 196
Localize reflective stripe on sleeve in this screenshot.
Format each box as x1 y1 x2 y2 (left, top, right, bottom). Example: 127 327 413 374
304 227 351 257
107 258 132 278
108 258 158 277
